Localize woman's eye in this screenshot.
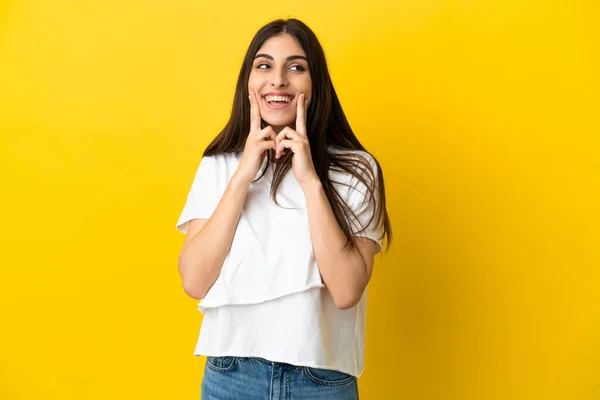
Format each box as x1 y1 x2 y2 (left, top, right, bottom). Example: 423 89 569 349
290 65 306 72
254 63 305 71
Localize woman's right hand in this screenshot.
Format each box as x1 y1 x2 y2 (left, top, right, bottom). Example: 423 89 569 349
234 91 277 185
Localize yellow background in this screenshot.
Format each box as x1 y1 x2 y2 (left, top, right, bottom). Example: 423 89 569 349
1 0 598 399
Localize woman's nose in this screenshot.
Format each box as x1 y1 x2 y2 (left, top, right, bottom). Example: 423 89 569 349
270 68 288 88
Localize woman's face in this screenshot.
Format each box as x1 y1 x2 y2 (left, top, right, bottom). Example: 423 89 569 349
248 33 312 130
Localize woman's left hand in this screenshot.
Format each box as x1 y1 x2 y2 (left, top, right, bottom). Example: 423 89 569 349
275 93 319 186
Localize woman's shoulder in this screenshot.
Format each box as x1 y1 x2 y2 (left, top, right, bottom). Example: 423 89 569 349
327 147 381 207
327 146 378 176
200 151 243 169
202 151 242 162
329 145 376 162
193 152 243 182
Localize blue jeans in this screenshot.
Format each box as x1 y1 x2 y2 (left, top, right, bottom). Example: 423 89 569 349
201 356 359 399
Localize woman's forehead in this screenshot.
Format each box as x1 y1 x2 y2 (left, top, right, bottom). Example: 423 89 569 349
256 34 306 58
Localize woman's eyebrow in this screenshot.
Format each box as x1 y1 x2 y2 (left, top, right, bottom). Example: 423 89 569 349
254 53 308 62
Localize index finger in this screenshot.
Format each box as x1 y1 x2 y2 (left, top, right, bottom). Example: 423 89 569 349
296 93 306 135
249 91 261 133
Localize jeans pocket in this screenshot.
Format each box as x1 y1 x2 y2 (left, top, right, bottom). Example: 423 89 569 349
205 356 238 372
303 366 355 386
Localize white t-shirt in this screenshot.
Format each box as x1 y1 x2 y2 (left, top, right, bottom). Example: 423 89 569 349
176 148 383 377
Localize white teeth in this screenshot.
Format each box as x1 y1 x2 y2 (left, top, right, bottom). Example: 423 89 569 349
265 95 292 103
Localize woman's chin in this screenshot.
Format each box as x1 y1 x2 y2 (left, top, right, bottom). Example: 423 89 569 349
262 118 294 129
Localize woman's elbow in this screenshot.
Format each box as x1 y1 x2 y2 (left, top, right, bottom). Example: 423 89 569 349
334 299 356 310
179 264 206 300
182 279 205 300
332 289 363 310
178 256 206 300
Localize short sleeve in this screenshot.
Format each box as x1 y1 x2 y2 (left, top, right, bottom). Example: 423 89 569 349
346 153 384 254
175 156 219 234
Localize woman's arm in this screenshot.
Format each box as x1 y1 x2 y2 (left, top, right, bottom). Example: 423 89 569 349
177 173 250 300
301 178 379 310
273 94 379 309
177 91 277 300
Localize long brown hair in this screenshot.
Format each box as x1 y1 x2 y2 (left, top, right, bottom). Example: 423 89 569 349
204 18 392 252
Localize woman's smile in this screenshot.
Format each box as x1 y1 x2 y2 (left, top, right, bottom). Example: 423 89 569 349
263 92 295 110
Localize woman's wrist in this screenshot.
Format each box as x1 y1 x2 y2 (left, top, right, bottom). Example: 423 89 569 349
300 176 323 194
231 171 253 188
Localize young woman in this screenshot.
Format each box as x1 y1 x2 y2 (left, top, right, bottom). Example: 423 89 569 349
176 18 392 400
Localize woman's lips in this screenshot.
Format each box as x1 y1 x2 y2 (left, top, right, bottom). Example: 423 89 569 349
263 97 293 109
